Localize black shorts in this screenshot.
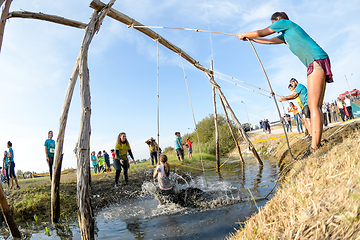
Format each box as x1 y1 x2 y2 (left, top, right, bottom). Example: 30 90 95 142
302 105 310 119
176 148 184 159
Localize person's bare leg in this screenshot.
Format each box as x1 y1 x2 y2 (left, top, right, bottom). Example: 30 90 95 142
307 69 326 149
302 116 311 136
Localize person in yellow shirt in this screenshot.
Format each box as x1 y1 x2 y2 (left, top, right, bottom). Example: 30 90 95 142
114 132 135 186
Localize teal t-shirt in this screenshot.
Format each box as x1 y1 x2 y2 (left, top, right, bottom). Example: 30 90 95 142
4 157 8 169
269 19 328 67
8 148 14 163
294 83 308 107
44 139 56 157
91 155 97 166
174 136 182 149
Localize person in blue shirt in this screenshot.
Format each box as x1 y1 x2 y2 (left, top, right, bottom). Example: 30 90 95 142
102 150 111 172
279 79 311 139
237 12 333 150
44 130 56 180
3 151 9 188
174 132 184 161
7 141 20 190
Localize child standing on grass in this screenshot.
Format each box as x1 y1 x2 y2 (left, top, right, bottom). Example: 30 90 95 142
7 141 20 189
186 137 193 160
237 12 333 151
153 155 173 194
91 151 98 174
3 151 9 188
97 151 104 174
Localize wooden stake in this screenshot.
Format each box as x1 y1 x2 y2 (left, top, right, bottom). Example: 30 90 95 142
7 11 87 29
210 77 263 166
211 61 220 172
51 58 80 223
0 186 20 238
218 92 245 164
89 0 212 75
0 0 12 53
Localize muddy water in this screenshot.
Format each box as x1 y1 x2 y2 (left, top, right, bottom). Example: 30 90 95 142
94 156 278 240
2 156 278 239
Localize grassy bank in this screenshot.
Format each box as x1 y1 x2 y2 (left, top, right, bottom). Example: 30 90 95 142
230 121 360 239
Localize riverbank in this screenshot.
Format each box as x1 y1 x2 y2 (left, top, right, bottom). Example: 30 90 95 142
230 119 360 239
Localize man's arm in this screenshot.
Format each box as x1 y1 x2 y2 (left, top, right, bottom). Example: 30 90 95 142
278 92 298 102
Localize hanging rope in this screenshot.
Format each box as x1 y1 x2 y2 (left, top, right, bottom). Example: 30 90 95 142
246 38 294 160
179 54 207 178
156 39 160 147
214 75 272 99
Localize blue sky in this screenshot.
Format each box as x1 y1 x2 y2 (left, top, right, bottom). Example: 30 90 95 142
0 0 359 173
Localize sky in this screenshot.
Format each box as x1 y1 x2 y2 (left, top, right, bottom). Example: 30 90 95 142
0 0 359 173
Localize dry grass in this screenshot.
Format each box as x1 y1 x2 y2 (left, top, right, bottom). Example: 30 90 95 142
230 129 360 239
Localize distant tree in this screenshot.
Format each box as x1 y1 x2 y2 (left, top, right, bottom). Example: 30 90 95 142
183 114 238 155
16 169 23 176
163 146 175 156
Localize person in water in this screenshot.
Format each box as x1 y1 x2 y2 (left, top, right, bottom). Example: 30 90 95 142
114 132 135 186
237 12 333 151
153 154 172 194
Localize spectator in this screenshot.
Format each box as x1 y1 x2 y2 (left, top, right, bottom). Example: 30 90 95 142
322 103 328 126
337 98 345 122
288 102 303 134
331 103 338 122
145 137 159 165
114 132 135 186
44 130 55 180
344 96 354 120
91 151 98 174
97 151 104 174
7 141 20 190
3 151 9 188
174 132 184 161
186 137 193 160
103 150 111 172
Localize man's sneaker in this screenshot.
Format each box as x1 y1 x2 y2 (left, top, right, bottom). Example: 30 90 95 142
16 185 20 190
10 186 13 190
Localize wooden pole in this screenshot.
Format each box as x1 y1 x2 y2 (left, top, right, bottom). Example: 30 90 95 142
89 0 212 75
211 61 220 172
51 59 80 223
7 11 87 29
0 0 12 53
210 77 263 166
0 186 20 238
76 2 115 239
218 92 245 164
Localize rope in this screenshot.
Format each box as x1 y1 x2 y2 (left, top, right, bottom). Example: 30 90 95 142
213 70 279 96
179 55 207 177
246 39 294 160
215 75 272 99
133 25 236 36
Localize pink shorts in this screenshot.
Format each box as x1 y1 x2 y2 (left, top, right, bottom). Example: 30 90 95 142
307 57 333 83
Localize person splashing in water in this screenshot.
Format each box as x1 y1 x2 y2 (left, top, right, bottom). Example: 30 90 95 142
153 155 173 194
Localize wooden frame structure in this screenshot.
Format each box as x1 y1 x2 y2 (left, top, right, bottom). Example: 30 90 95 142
0 0 262 239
